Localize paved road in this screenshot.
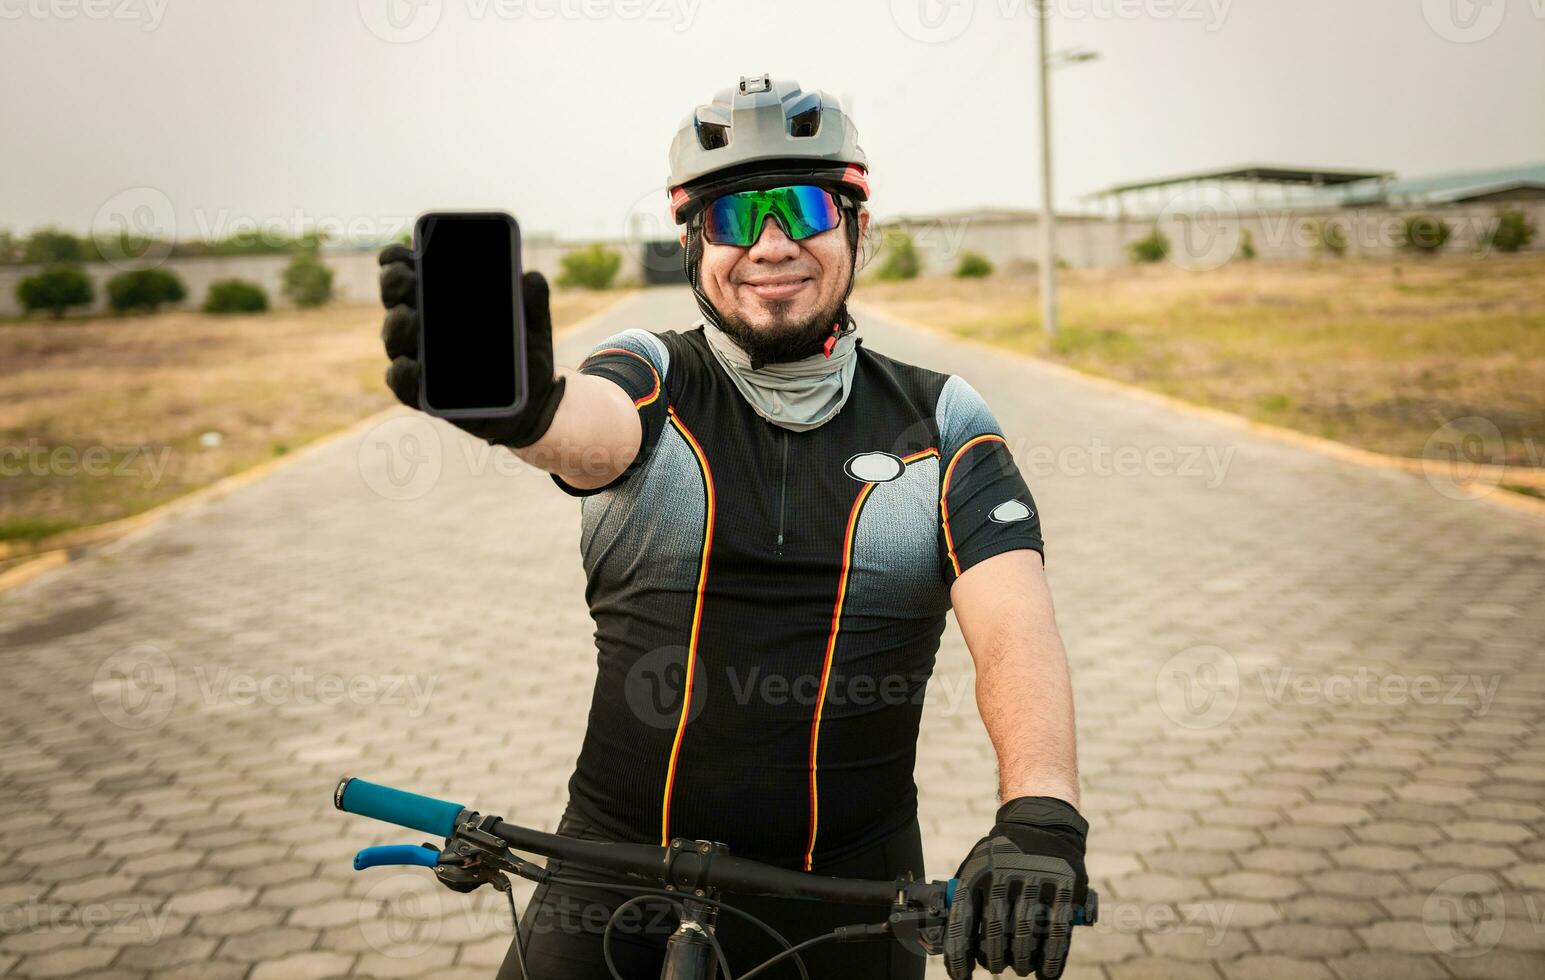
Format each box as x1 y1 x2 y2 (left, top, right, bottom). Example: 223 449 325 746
2 286 1542 980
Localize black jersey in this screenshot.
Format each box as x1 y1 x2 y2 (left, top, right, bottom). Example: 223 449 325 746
553 324 1043 870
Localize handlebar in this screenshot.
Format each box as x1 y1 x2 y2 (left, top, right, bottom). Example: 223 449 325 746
333 776 1097 927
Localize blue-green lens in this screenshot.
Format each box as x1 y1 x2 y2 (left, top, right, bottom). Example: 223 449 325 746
703 186 842 246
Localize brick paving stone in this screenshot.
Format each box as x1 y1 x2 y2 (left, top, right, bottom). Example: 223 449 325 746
1443 948 1545 979
217 925 318 961
1141 929 1255 961
112 934 218 970
248 950 355 980
3 291 1543 979
1219 955 1334 980
1247 924 1361 957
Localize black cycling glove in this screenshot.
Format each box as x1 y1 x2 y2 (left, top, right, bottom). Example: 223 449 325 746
944 796 1089 980
378 244 566 448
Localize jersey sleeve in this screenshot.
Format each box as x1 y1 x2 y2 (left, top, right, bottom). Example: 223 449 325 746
551 328 670 498
935 375 1044 584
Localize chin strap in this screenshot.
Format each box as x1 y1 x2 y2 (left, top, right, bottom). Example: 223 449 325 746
682 202 863 370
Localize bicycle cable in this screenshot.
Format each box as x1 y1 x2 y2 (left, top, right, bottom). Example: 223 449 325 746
735 930 846 980
550 874 812 980
601 893 733 980
503 886 527 979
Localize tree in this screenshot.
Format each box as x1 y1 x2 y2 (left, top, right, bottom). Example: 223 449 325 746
1401 215 1451 254
203 279 270 314
23 227 86 265
876 232 920 280
106 268 187 313
1127 227 1170 264
954 251 994 278
282 250 334 307
17 264 94 318
558 244 622 290
1488 208 1536 254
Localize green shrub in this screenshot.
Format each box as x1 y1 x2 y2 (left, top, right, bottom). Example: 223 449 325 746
1127 227 1170 264
1400 214 1451 254
17 264 93 318
22 228 86 265
203 278 269 314
0 230 17 265
876 232 920 280
1308 218 1349 257
558 244 622 290
106 268 186 313
1236 228 1257 260
1488 208 1536 254
954 251 994 278
282 250 334 307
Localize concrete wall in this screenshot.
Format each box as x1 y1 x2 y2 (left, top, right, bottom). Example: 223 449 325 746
880 200 1545 276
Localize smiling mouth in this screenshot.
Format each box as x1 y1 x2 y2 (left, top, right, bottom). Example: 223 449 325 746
740 278 812 300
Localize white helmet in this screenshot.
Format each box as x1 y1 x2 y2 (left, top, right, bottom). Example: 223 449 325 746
667 74 869 223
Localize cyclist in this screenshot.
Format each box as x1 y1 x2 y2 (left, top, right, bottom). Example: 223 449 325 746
378 74 1088 980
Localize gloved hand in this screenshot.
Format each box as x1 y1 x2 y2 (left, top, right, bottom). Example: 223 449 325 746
378 244 566 448
944 796 1089 980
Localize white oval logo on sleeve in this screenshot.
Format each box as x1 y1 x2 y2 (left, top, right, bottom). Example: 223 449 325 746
844 451 905 483
988 500 1034 523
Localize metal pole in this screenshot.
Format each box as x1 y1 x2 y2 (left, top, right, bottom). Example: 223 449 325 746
1037 0 1057 339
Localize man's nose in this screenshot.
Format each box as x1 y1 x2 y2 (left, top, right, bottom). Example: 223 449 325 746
747 216 801 260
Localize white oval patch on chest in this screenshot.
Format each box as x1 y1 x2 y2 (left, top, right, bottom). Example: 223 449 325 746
844 451 905 483
988 499 1035 523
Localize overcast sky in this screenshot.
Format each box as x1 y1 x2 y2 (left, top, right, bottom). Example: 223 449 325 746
3 0 1543 243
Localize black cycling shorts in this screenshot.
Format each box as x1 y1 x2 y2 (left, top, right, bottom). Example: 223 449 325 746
497 801 927 979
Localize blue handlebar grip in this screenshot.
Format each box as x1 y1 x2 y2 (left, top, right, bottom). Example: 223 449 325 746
353 844 441 871
334 777 465 838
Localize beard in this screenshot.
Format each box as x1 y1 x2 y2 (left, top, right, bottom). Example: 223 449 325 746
714 298 843 367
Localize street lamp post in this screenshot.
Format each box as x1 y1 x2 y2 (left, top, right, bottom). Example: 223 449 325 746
1036 4 1098 341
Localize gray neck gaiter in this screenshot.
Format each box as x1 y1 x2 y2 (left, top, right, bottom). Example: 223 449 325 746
700 318 860 432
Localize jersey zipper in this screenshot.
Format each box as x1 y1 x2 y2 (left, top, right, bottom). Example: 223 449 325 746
776 429 789 556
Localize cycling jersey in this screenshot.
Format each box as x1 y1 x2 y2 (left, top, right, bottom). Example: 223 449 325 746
555 323 1043 871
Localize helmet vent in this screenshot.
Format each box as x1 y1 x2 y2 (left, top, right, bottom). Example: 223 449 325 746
697 121 730 151
788 107 821 139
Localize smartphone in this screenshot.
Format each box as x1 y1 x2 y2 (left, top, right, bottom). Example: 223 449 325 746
414 211 528 418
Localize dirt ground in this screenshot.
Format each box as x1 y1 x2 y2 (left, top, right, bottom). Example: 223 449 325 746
860 253 1545 474
0 291 624 546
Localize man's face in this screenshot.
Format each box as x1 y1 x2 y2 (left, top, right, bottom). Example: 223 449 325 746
695 201 869 365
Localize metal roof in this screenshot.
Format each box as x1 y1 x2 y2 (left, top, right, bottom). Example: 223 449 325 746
1092 164 1393 197
1340 162 1545 205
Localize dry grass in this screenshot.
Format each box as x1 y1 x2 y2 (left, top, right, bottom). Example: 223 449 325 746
0 291 625 543
860 254 1545 467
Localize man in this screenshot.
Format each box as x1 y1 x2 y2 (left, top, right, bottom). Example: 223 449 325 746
378 74 1088 980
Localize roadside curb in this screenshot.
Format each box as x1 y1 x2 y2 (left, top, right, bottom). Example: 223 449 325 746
855 302 1545 522
0 292 642 597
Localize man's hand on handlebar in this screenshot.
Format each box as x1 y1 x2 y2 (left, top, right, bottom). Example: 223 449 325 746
377 244 566 448
944 796 1090 980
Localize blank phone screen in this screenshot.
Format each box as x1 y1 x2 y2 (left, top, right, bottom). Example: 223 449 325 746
418 214 523 414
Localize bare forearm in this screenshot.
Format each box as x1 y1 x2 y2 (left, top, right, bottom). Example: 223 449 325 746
509 368 642 490
975 629 1080 807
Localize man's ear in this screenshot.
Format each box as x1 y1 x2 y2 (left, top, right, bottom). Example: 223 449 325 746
857 206 870 239
678 227 688 246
